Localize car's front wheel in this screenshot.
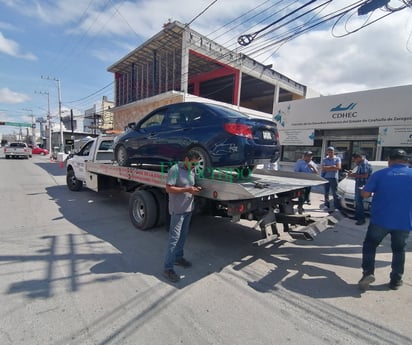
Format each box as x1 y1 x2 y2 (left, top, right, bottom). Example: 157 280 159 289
116 145 130 166
66 169 83 191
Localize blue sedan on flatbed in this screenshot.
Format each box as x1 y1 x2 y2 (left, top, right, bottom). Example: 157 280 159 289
113 102 280 177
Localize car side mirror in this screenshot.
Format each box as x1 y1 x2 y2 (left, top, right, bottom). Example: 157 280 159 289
127 122 136 130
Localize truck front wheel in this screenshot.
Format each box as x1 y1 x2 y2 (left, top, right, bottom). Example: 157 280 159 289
129 190 157 230
66 169 83 191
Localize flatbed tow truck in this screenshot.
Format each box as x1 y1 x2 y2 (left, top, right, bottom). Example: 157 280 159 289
66 135 341 245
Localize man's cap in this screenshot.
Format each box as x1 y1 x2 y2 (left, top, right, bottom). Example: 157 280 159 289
303 150 313 156
352 152 364 159
389 149 408 161
326 146 334 151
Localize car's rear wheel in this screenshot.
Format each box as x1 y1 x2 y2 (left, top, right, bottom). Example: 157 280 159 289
116 145 130 166
187 146 212 178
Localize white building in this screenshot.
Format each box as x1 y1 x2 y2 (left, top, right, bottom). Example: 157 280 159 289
273 84 412 171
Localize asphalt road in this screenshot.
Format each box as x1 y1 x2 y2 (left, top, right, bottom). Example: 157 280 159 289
0 152 411 345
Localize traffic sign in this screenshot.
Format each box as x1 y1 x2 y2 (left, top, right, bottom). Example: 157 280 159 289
0 122 32 127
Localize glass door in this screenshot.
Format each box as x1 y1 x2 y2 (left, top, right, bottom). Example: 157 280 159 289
327 140 377 171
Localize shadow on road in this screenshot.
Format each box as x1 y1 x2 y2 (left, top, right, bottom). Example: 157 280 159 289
35 161 66 176
5 180 404 302
24 184 376 301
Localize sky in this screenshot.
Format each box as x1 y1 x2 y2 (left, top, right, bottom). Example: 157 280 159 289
0 0 411 135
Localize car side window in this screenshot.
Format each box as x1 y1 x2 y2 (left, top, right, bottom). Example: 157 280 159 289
140 112 166 129
79 141 93 156
168 112 186 126
185 106 208 125
166 104 207 126
98 140 113 150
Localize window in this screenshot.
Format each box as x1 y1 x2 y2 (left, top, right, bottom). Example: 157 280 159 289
99 140 114 151
140 112 166 129
282 140 322 164
79 141 93 156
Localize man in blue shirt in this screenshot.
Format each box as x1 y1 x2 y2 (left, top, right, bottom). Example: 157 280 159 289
294 151 318 214
358 149 412 291
348 153 372 225
321 146 341 210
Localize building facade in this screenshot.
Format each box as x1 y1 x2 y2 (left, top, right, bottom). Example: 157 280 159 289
273 84 412 171
107 20 306 131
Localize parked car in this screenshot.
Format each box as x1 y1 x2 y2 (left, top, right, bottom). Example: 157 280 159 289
113 102 280 176
337 161 388 212
4 142 31 159
29 145 49 155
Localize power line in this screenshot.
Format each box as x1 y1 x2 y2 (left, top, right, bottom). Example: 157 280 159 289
187 0 219 26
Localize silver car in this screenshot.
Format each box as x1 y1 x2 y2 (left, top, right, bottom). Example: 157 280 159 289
337 161 388 212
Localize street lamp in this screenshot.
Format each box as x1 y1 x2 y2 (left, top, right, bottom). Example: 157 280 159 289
41 76 63 151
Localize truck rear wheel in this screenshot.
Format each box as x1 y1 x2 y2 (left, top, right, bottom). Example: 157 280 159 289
129 190 157 230
66 169 83 191
149 188 167 227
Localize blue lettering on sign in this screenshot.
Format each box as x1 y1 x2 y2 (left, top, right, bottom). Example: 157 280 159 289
332 112 358 119
330 103 357 112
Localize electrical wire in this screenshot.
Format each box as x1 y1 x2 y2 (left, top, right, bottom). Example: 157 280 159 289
238 0 318 46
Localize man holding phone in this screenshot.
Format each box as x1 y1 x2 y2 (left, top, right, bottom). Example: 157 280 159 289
163 151 202 283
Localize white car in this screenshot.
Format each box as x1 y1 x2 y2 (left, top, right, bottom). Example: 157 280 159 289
337 161 388 212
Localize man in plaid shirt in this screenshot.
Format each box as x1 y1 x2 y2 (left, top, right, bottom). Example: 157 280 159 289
348 152 372 225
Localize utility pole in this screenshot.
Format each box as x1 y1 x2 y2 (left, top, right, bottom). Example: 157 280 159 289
22 108 35 143
35 91 51 153
41 76 63 151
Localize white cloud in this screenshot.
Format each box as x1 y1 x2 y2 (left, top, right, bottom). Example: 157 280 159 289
272 9 412 95
0 32 37 60
0 88 31 103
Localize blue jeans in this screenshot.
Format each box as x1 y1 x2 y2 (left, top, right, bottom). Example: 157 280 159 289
324 178 340 209
164 212 192 270
362 223 410 281
354 185 365 221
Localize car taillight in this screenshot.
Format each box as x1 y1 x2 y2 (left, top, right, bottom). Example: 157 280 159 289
224 123 253 139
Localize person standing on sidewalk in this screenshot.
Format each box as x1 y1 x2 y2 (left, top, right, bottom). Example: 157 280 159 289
321 146 341 210
348 152 372 225
358 149 412 291
163 151 202 283
294 151 319 214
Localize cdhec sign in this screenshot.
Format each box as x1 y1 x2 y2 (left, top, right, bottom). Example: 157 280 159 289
330 102 358 119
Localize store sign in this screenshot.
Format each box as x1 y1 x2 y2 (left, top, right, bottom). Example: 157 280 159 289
273 85 412 130
378 127 412 147
278 129 314 145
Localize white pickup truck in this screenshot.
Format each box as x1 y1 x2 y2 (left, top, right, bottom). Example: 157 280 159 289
66 135 340 245
4 142 31 159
